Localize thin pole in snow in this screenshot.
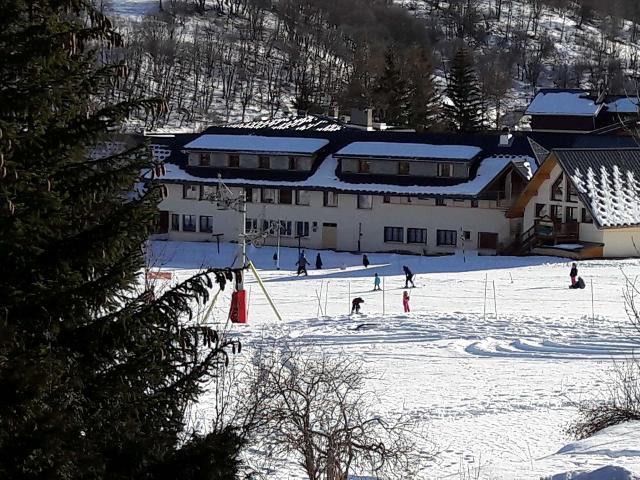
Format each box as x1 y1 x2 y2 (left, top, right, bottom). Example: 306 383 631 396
324 281 329 318
493 280 498 321
348 281 351 315
591 279 595 323
382 276 386 316
509 272 513 284
246 285 252 319
483 273 488 322
316 281 324 318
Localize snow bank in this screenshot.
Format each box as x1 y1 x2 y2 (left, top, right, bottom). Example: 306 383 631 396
183 134 329 154
335 141 482 160
548 466 639 480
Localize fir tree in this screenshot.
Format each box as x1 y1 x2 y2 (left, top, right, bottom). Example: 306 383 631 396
405 47 442 131
375 48 413 126
445 47 485 132
0 1 242 478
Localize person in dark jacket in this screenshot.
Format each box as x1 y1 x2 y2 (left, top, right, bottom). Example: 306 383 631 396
351 297 364 314
316 253 323 269
570 262 578 287
362 254 370 268
403 265 415 288
296 252 309 276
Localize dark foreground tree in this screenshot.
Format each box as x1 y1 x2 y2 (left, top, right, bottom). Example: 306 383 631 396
445 47 485 132
0 1 242 479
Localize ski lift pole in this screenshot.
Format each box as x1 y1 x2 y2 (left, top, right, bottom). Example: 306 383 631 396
248 260 283 321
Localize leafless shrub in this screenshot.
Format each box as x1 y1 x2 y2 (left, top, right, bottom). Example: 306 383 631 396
244 345 433 480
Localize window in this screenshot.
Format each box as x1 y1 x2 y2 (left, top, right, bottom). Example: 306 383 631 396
261 188 277 203
471 200 479 208
383 195 391 204
289 157 296 170
323 191 338 207
478 232 498 249
246 218 259 233
228 154 240 168
437 163 453 177
358 160 370 173
199 216 213 233
582 208 593 224
384 226 404 243
463 231 471 240
199 153 210 166
259 156 270 169
279 220 293 236
245 187 253 203
550 204 562 221
566 178 579 202
182 184 199 200
279 189 293 205
182 215 196 232
436 229 457 246
535 203 546 217
357 195 373 209
171 214 180 231
407 228 427 244
295 221 310 237
565 206 577 222
398 161 410 175
551 174 564 201
436 198 446 206
200 185 216 200
296 190 310 206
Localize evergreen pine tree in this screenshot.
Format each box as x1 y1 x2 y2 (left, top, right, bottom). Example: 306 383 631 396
0 1 242 478
445 47 485 132
375 48 412 126
406 47 442 131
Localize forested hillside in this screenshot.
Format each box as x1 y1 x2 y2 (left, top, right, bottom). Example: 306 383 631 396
104 0 640 131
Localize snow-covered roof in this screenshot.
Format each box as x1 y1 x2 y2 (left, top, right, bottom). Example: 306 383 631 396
525 91 602 117
219 114 344 132
183 134 329 155
160 154 531 198
606 96 639 114
557 149 640 228
335 142 482 161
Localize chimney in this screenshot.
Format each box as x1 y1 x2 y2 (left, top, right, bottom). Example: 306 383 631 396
499 126 513 147
350 108 373 129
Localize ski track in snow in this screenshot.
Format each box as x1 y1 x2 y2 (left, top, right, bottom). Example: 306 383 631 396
148 241 640 479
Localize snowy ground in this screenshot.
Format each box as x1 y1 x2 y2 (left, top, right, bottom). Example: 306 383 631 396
148 240 640 479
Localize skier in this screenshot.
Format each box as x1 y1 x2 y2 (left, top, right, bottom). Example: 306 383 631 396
403 265 415 288
351 297 364 314
273 252 278 269
569 262 578 287
316 253 323 270
402 290 410 312
363 254 370 268
296 251 309 276
373 273 381 291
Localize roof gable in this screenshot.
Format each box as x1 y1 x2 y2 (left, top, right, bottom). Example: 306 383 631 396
556 149 640 228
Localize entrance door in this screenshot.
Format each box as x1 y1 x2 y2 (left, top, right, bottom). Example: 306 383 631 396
322 223 337 250
478 232 498 250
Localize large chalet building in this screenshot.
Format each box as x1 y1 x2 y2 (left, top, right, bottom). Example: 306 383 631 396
150 90 640 259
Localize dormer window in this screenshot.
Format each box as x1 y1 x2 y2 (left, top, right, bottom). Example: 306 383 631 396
259 156 270 169
398 161 410 175
199 153 210 166
228 154 240 168
551 174 564 201
358 160 370 173
437 163 453 177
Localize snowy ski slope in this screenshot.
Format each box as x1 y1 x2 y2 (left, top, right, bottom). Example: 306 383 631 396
148 240 640 479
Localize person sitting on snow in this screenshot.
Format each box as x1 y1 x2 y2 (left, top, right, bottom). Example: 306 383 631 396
351 297 364 314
